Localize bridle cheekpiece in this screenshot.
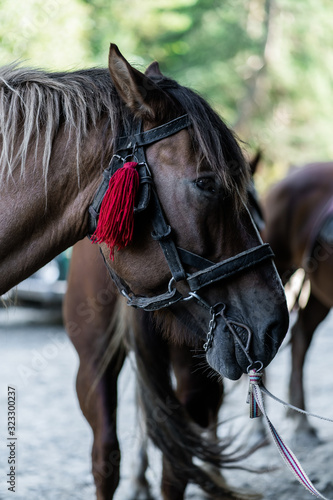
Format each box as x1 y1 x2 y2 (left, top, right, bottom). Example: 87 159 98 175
88 114 274 316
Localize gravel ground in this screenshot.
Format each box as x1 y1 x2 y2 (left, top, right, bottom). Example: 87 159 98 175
0 305 333 500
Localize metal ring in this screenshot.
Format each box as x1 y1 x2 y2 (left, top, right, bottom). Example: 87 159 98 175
187 292 211 311
168 277 176 293
211 302 226 316
138 161 152 176
247 360 263 373
121 289 131 301
182 293 195 302
112 153 125 162
124 153 139 163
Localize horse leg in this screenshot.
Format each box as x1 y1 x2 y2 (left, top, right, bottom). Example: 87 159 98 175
129 312 239 500
161 456 188 500
126 383 154 500
161 345 224 500
63 239 126 499
288 291 330 442
130 434 154 500
79 348 125 499
171 345 223 429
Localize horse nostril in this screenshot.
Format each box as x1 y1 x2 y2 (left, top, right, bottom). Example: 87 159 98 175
217 308 255 367
229 321 252 353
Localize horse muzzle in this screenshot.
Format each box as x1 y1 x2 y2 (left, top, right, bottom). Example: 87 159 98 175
201 300 288 380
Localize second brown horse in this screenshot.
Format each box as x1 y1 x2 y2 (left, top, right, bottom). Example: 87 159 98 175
262 161 333 442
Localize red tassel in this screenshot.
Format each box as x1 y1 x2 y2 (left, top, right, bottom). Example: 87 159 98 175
92 162 139 259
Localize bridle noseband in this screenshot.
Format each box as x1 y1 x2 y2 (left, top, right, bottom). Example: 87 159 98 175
88 114 274 324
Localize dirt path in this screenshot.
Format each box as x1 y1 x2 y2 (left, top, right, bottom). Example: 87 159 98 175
0 306 332 499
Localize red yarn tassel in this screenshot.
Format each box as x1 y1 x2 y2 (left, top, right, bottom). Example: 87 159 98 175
92 162 139 259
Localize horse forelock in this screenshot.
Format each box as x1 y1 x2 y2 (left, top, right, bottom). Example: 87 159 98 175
153 76 250 210
0 64 119 186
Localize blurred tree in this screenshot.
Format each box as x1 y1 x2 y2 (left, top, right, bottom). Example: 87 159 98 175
80 0 333 186
1 0 333 189
0 0 91 69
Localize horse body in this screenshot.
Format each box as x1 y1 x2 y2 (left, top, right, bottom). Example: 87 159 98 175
0 68 115 294
263 162 333 286
262 162 333 439
0 136 100 293
0 45 289 498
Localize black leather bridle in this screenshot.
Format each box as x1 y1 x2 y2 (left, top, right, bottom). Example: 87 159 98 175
88 114 274 315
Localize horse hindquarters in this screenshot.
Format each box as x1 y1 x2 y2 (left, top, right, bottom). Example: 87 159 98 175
63 239 126 500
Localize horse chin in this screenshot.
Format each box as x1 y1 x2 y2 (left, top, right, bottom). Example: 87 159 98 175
205 331 245 381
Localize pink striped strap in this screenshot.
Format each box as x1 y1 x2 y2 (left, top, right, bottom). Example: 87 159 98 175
248 369 331 500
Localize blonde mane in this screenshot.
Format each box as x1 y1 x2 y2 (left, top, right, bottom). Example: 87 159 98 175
0 65 117 186
0 63 249 204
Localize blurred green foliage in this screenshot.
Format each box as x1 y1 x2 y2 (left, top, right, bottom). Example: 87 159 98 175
1 0 333 191
0 0 91 69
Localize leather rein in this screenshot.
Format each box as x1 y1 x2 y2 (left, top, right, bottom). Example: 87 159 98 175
88 114 274 315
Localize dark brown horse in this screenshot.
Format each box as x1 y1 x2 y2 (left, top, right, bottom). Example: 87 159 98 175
0 44 289 498
64 239 228 499
262 162 333 442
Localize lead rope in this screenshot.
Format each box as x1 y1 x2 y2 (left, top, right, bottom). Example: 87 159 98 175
248 370 332 500
190 293 333 499
229 313 333 500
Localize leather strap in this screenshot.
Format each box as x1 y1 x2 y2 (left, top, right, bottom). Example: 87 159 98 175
150 189 186 282
89 114 187 235
116 115 190 151
88 168 111 234
132 119 186 283
124 287 183 311
187 244 274 292
177 248 214 271
99 248 183 311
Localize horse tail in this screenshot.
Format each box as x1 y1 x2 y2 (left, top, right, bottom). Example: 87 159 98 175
130 310 260 500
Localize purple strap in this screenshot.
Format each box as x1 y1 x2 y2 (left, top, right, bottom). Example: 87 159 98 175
248 370 331 500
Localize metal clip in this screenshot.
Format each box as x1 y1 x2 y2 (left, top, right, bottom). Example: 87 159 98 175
203 311 217 351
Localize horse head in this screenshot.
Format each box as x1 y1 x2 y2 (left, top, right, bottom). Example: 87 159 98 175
90 45 289 380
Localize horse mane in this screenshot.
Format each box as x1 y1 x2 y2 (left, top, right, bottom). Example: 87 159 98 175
0 65 118 185
0 63 249 205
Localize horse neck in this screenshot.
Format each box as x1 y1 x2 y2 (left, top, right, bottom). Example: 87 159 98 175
0 119 111 295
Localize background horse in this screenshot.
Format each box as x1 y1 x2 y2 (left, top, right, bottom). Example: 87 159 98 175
261 162 333 442
0 44 289 499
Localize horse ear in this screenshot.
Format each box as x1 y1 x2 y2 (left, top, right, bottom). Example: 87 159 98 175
145 61 163 77
108 43 160 119
249 150 262 175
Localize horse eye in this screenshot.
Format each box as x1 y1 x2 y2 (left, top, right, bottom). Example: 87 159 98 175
195 177 217 194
